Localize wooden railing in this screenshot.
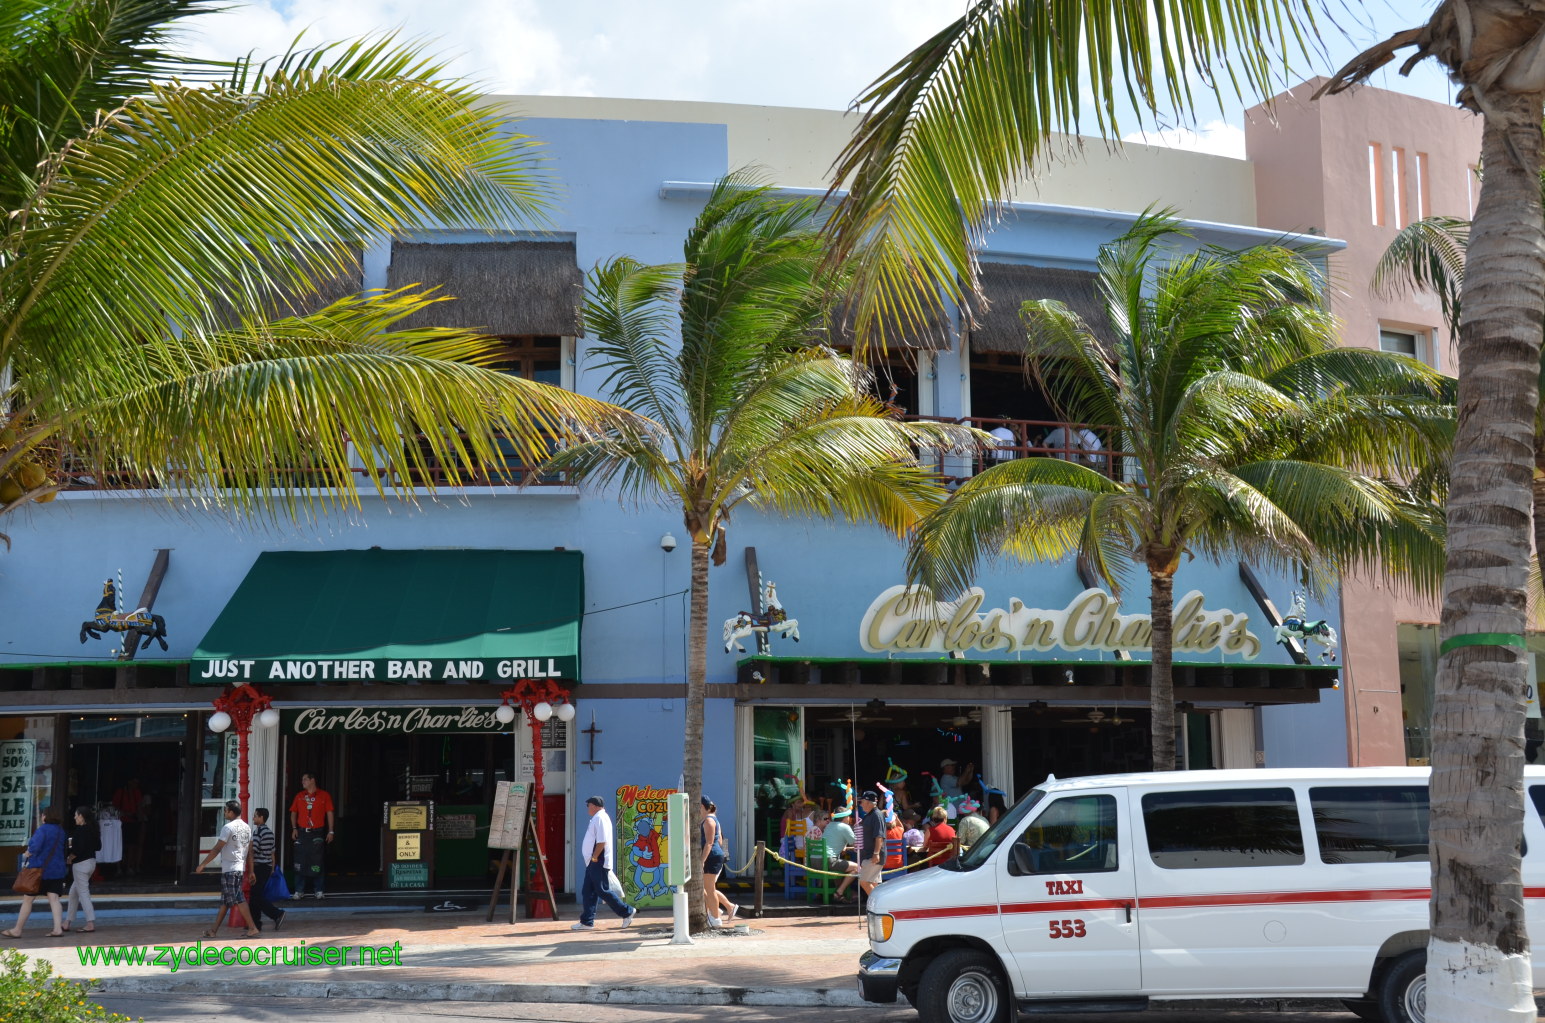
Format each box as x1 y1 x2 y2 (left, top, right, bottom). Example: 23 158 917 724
906 415 1135 483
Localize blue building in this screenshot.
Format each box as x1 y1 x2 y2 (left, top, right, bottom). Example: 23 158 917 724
0 97 1347 892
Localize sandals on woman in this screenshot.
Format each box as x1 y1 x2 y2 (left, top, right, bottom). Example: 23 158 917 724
200 929 218 939
0 930 18 938
45 931 63 937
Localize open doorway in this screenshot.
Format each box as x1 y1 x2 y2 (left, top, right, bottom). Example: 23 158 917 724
69 737 183 880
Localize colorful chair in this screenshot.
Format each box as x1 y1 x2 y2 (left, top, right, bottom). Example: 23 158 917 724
806 837 839 904
781 819 807 899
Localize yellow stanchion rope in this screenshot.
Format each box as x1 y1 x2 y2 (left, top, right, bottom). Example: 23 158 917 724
763 844 958 877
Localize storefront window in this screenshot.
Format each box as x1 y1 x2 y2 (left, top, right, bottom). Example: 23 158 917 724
753 707 802 847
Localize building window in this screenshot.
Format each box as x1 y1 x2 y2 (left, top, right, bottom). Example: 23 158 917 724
1399 624 1545 765
1379 327 1432 366
488 335 563 384
1415 152 1430 221
1369 143 1386 226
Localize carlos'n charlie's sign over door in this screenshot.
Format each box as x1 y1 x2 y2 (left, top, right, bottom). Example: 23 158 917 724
860 585 1263 658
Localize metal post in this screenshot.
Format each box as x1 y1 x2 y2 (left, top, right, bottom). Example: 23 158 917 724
753 840 765 917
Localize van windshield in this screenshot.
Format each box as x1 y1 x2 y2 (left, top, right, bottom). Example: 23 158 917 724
949 788 1046 871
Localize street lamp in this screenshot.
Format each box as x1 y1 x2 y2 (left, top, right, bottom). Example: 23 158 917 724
495 679 575 914
206 683 278 820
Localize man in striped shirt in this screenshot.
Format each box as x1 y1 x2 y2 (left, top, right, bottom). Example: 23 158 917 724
247 808 285 931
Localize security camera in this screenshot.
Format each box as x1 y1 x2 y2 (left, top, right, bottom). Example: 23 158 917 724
659 532 677 553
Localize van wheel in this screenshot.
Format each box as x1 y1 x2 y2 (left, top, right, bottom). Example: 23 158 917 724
917 948 1009 1023
1341 998 1385 1022
1377 951 1426 1023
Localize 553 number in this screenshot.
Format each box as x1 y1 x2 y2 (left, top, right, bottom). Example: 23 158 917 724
1048 919 1086 939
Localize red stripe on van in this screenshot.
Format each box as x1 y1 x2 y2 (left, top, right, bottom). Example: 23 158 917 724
1000 899 1131 914
890 905 1000 921
1138 888 1429 910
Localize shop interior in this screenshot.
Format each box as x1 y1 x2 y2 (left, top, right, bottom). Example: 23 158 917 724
68 715 190 880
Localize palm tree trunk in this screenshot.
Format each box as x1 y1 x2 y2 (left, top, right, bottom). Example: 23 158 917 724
1428 91 1542 1023
1149 572 1177 772
684 537 710 932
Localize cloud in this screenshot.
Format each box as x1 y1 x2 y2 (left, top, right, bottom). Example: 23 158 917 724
1122 120 1247 160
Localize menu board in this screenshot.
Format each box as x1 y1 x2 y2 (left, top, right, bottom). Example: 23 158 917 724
487 780 532 851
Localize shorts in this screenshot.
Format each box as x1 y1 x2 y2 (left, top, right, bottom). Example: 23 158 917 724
220 871 247 906
37 876 66 897
859 860 883 885
703 850 727 875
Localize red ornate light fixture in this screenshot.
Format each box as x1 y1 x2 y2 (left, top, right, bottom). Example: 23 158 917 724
495 679 575 912
206 682 279 819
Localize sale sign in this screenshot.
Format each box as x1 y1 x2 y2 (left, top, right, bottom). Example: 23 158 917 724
0 741 35 846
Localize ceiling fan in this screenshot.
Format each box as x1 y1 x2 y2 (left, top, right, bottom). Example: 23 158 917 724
1060 709 1131 726
815 703 894 724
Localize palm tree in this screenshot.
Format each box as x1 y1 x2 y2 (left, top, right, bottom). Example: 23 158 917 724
547 173 982 929
906 214 1451 771
830 4 1545 1012
0 0 623 547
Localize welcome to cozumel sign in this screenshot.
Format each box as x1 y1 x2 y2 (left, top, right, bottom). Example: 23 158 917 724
860 585 1263 659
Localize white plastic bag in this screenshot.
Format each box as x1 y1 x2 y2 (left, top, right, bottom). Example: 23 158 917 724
606 868 625 903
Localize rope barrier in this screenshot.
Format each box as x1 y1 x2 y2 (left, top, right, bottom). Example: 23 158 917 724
763 844 956 878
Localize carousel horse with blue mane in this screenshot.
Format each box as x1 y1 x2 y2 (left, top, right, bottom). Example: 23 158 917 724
1273 591 1338 662
80 579 169 651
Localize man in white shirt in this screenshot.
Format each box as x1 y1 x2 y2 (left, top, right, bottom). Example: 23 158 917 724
196 800 259 937
1041 425 1103 466
987 416 1017 462
573 795 636 931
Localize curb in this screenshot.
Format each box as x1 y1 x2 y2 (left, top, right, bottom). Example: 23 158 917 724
92 976 868 1008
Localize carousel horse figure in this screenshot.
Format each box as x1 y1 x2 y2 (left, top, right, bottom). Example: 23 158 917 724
79 579 169 651
722 581 801 652
1273 591 1339 662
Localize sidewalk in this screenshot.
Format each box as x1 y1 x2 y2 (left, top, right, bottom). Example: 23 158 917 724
22 904 881 1008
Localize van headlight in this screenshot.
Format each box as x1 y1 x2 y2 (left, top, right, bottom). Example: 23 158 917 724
867 912 894 943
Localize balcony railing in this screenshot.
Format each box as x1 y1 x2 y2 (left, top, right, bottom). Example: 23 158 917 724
907 415 1136 484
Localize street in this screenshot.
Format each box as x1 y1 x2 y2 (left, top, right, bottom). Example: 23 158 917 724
94 992 1368 1023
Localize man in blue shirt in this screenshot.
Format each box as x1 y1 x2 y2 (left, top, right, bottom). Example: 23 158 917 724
857 791 885 897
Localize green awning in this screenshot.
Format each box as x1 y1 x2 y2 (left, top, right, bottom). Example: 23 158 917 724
192 549 582 686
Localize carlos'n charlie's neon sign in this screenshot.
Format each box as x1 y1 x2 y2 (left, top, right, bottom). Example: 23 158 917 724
859 585 1262 658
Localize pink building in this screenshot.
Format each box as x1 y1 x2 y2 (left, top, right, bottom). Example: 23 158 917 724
1247 79 1482 767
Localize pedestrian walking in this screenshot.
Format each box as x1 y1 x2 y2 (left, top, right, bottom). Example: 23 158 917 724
288 772 334 898
63 807 98 933
572 795 635 931
2 810 68 937
699 796 738 927
247 808 284 931
196 800 259 938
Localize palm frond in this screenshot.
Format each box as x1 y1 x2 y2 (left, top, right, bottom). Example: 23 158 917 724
1372 215 1468 335
823 0 1321 350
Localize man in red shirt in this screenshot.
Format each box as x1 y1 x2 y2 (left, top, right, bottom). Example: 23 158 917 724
288 773 334 898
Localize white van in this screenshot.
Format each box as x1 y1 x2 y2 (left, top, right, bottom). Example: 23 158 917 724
857 767 1545 1023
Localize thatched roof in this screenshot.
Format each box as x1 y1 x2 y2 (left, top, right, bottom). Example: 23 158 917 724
388 241 584 337
827 296 954 351
968 263 1115 353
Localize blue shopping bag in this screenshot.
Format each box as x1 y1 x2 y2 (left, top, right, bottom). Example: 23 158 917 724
265 869 292 902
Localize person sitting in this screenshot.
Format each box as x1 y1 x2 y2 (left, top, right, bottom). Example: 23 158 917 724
956 798 990 849
816 810 860 903
987 416 1018 462
1042 424 1103 466
922 806 957 866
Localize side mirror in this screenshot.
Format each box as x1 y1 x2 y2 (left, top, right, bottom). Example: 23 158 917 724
1009 843 1035 876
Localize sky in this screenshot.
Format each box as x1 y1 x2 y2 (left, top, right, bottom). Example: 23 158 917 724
182 1 1462 161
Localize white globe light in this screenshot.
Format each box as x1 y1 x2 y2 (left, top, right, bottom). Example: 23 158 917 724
555 702 576 722
532 701 554 722
257 708 280 729
208 711 232 733
494 704 516 724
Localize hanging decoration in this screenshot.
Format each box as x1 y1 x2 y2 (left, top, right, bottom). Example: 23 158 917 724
79 575 168 652
722 581 801 653
1273 591 1339 662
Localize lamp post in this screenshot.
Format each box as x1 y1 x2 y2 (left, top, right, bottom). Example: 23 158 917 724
495 679 575 912
207 683 278 927
206 683 280 820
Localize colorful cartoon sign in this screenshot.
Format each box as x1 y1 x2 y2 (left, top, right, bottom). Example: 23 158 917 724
616 784 676 908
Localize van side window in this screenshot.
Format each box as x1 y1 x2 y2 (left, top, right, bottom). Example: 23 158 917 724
1012 795 1118 874
1142 788 1304 869
1530 786 1545 829
1310 786 1428 863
